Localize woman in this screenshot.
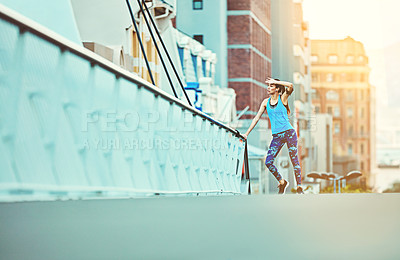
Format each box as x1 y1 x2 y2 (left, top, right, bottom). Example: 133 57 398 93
242 78 303 194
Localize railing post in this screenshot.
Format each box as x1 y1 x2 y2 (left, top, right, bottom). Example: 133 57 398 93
244 141 251 195
333 178 336 193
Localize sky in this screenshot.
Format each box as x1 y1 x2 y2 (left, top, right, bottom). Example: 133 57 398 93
302 0 400 51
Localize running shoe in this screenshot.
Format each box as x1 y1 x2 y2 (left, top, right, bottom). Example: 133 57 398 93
297 186 304 194
277 180 288 194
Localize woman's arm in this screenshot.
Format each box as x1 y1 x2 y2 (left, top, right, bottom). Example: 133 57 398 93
281 82 293 104
242 99 268 139
266 77 294 103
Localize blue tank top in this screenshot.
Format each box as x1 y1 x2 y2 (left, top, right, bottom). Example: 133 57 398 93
266 95 295 134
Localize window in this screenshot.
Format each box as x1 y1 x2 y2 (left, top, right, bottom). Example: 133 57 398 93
312 89 320 99
311 55 318 63
326 90 339 100
348 125 353 136
326 73 334 82
346 90 354 101
315 106 320 113
358 56 365 63
347 73 354 82
334 107 340 117
360 90 364 100
348 143 353 155
327 107 333 115
328 55 338 64
361 161 364 171
347 107 353 118
312 72 318 82
346 55 354 64
293 45 303 57
360 73 366 82
334 122 340 134
361 143 364 154
193 0 203 10
361 126 364 135
341 73 347 82
193 34 203 44
360 107 364 118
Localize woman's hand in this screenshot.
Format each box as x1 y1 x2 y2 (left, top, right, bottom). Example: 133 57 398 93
265 77 279 85
242 133 248 140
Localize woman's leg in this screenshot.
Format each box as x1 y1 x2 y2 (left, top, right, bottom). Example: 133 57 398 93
285 129 302 186
265 134 286 182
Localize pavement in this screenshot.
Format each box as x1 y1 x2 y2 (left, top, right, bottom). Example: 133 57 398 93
1 193 400 260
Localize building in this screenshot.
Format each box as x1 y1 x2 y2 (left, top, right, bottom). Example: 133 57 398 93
176 0 272 118
71 0 174 93
226 0 272 118
175 0 228 89
311 37 375 187
175 30 237 123
71 0 237 121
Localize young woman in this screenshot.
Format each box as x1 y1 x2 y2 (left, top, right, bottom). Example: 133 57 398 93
242 78 303 194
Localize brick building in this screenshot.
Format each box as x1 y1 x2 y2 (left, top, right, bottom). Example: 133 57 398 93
227 0 272 118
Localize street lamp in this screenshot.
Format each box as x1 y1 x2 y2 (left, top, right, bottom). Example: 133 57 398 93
323 172 339 193
306 171 362 194
306 172 335 193
307 172 321 182
333 170 362 193
340 170 362 192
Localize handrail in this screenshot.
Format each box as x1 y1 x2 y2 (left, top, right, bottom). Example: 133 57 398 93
141 0 193 106
0 4 245 140
135 0 178 98
126 0 156 85
158 0 174 9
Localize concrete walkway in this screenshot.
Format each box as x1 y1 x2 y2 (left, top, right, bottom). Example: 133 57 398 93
1 193 399 260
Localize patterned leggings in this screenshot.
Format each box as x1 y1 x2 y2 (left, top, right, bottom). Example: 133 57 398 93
265 128 302 185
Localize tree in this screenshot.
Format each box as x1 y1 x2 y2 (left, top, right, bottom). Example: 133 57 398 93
320 183 372 193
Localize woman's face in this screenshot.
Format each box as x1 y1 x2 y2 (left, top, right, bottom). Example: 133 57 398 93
267 84 277 95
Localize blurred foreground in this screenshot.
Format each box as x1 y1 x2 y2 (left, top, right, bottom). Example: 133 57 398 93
1 193 399 259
